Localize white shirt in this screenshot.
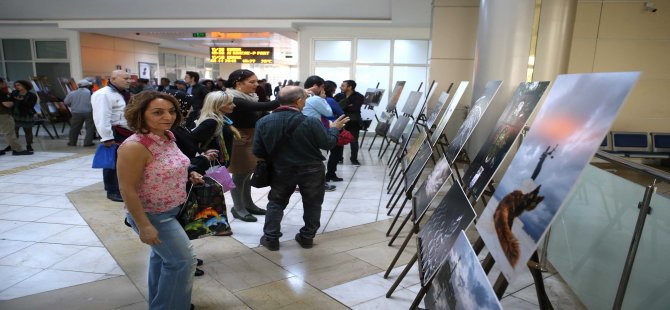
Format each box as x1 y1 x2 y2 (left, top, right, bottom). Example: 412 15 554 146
91 86 129 142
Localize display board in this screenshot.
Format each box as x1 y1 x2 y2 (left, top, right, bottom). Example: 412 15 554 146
401 91 424 116
424 231 503 310
364 88 385 106
426 91 450 129
387 114 411 143
402 131 428 170
444 80 502 162
374 110 394 136
403 140 433 189
462 81 549 200
412 156 453 223
417 184 476 286
476 72 640 282
386 81 406 112
209 47 273 64
430 81 469 146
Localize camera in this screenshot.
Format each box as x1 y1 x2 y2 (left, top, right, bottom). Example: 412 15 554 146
645 1 657 12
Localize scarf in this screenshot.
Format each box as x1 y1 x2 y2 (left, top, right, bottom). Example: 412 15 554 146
226 88 259 102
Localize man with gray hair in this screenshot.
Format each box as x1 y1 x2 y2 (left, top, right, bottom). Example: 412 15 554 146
253 86 349 251
64 79 95 147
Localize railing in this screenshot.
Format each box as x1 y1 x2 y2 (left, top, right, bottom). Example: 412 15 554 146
547 151 670 309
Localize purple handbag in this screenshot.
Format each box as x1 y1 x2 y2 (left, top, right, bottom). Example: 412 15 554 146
205 160 235 192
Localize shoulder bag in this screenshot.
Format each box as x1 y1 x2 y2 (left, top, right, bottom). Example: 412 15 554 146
250 114 306 188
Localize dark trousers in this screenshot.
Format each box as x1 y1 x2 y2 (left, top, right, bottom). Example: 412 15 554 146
263 163 325 240
345 122 360 161
103 128 129 195
327 146 343 177
69 112 95 145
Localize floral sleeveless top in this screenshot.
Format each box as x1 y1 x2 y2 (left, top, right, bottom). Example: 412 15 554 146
122 131 190 213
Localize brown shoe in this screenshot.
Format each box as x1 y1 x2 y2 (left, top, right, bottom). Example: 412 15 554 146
260 236 279 251
295 233 313 249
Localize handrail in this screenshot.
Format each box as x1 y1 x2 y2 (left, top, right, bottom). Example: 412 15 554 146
595 151 670 184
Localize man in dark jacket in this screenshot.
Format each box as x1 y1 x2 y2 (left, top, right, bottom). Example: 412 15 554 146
338 80 365 165
253 86 349 251
184 71 209 128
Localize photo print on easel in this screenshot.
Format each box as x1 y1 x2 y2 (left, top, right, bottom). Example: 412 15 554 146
403 140 434 190
387 81 406 112
388 114 412 143
413 156 453 222
426 91 450 129
444 80 502 162
430 82 469 146
403 131 428 170
401 91 424 116
417 184 476 286
476 72 640 282
375 110 394 135
462 81 550 200
364 88 385 106
424 231 502 310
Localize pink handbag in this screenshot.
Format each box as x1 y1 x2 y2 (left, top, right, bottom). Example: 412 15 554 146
205 161 236 192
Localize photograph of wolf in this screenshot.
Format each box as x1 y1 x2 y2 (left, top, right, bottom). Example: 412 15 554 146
424 231 502 310
476 72 640 282
430 82 469 146
444 80 502 163
418 184 476 286
462 81 549 201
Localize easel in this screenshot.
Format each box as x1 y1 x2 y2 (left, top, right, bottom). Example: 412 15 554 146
359 82 382 148
377 83 423 158
367 81 406 152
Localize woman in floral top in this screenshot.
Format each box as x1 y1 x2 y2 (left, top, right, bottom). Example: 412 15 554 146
117 91 204 310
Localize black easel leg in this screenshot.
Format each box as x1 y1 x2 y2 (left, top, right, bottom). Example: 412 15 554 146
380 141 393 158
359 130 367 148
493 274 509 300
384 224 416 278
385 143 399 165
385 183 405 214
386 197 409 235
377 137 386 157
529 251 554 309
389 209 413 246
409 284 429 309
368 135 378 151
386 253 418 297
51 123 60 138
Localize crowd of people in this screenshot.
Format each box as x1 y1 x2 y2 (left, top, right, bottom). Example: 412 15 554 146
0 69 366 310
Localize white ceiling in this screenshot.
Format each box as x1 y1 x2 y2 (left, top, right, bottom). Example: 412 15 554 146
0 0 432 55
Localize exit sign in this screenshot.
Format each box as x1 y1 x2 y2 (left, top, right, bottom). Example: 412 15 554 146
192 33 206 38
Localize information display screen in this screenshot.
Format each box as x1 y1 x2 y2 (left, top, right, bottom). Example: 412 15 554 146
210 47 273 64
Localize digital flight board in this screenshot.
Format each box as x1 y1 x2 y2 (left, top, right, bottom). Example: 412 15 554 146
210 47 274 64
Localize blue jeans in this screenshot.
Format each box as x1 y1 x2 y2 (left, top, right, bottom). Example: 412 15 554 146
263 163 325 240
126 207 196 310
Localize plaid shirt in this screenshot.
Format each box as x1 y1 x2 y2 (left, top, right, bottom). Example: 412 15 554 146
253 109 339 167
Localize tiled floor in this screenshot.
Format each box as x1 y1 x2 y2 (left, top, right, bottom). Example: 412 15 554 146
0 130 593 309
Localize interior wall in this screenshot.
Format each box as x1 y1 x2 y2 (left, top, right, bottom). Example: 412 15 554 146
429 0 480 140
80 32 158 77
297 25 431 81
0 25 82 80
568 0 670 133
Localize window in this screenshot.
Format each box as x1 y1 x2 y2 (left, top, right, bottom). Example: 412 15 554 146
35 41 67 59
393 40 429 64
357 40 391 64
2 39 31 60
314 40 351 61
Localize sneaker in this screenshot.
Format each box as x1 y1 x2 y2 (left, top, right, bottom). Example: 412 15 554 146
26 144 33 152
12 150 34 156
324 184 336 192
351 160 361 166
2 146 10 152
106 193 124 202
326 174 343 182
259 236 279 251
295 233 314 249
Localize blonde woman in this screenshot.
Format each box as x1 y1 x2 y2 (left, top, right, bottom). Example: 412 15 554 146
225 69 279 222
191 91 240 168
